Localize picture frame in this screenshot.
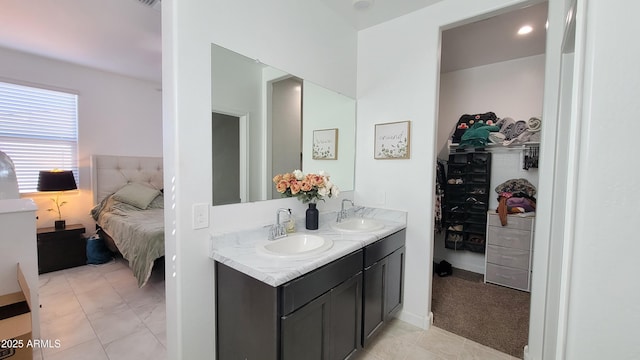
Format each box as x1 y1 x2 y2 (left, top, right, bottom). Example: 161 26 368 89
312 128 338 160
374 121 411 159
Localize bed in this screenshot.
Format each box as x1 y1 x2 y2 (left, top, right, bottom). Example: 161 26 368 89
90 155 164 287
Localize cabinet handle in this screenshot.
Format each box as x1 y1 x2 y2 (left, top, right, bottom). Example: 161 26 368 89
498 274 515 280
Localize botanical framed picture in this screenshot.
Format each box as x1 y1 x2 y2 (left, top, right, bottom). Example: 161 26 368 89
374 121 411 159
312 128 338 160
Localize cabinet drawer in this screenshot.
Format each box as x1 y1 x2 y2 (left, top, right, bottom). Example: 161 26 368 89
485 263 530 291
486 245 530 270
487 213 534 230
281 249 363 316
487 226 532 250
364 229 405 268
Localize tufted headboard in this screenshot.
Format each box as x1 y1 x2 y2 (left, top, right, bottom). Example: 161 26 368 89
91 155 163 205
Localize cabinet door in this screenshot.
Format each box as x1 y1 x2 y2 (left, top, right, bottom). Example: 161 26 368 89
362 258 386 346
362 247 406 347
330 272 362 360
216 262 278 360
281 292 331 360
384 246 404 318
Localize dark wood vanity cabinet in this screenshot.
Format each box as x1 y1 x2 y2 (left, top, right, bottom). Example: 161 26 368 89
281 272 362 360
216 249 363 360
215 229 406 359
362 229 406 346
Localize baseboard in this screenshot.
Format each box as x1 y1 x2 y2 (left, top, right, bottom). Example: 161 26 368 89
523 345 533 360
396 309 430 330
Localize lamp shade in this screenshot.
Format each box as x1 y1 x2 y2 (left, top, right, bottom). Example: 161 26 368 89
37 170 77 192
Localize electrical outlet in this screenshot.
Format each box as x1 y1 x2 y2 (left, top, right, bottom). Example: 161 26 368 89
192 203 209 229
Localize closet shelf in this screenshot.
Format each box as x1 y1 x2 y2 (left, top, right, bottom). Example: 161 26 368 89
449 141 540 152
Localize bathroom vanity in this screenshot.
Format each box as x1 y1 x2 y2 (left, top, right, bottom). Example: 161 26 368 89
211 209 406 360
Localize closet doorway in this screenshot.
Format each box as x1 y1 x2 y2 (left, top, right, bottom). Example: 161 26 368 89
431 2 547 358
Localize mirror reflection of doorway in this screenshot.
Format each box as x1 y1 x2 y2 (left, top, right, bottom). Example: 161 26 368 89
212 112 242 205
269 77 303 200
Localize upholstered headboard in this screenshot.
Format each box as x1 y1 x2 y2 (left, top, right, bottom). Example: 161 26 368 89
91 155 163 205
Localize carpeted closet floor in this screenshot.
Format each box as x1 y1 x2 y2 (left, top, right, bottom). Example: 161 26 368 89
431 267 530 359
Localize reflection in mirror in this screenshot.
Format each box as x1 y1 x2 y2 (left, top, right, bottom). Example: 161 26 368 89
211 44 356 205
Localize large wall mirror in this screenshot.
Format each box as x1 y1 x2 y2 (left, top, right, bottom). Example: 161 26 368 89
211 44 356 206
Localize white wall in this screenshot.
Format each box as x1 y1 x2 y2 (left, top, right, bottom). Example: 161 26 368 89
560 1 640 358
434 55 543 273
163 0 357 358
0 46 162 232
437 54 545 159
355 0 543 330
303 81 356 191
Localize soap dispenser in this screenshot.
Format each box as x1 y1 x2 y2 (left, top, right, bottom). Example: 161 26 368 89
285 208 296 233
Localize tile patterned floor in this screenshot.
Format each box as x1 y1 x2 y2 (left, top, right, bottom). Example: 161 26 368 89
355 319 521 360
35 257 166 360
35 258 518 360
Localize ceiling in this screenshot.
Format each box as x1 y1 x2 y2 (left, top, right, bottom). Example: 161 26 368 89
0 0 162 83
0 0 546 83
319 0 444 30
440 2 548 73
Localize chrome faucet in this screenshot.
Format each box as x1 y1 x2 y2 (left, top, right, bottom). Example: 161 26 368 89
337 199 354 223
269 208 290 240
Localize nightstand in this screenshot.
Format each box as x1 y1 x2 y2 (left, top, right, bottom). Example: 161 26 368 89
37 224 86 274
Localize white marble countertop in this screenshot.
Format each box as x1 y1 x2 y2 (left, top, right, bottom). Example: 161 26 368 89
210 207 407 287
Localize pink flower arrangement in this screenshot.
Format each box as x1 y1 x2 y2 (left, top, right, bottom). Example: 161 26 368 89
273 169 339 203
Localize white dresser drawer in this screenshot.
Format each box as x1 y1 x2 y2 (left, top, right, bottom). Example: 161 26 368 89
486 226 532 250
486 245 530 270
487 212 534 230
485 263 530 291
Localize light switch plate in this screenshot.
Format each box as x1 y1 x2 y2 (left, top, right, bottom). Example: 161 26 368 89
192 203 209 229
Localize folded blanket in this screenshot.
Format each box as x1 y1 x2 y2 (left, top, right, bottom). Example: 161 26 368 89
497 117 529 141
527 117 542 132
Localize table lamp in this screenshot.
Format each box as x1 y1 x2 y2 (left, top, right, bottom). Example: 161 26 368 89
37 170 77 230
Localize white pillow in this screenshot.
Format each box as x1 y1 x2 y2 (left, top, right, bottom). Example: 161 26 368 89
113 183 161 209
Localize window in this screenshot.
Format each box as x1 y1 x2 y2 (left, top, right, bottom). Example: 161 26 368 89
0 81 79 193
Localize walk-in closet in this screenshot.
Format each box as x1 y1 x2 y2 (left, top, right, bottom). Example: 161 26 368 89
431 2 547 358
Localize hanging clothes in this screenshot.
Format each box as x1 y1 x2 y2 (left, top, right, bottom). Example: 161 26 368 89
434 159 446 233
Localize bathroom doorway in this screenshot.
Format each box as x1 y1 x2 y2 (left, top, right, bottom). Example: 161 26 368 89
212 111 248 205
431 2 547 357
268 76 303 199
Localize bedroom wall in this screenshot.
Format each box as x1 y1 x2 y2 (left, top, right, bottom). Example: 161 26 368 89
163 0 357 358
0 46 162 232
434 54 544 274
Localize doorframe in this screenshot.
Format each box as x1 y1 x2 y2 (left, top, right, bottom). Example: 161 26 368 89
428 1 579 359
212 108 249 203
263 75 303 200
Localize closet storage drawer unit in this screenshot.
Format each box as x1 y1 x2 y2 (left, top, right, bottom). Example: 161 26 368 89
485 263 530 290
484 212 534 292
443 151 491 253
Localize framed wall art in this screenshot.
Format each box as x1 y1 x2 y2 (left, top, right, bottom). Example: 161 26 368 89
374 121 411 159
312 128 338 160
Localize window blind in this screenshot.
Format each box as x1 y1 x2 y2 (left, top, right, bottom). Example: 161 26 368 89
0 81 79 193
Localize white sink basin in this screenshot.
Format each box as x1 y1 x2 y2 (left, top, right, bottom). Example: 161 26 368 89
331 218 385 233
258 234 333 258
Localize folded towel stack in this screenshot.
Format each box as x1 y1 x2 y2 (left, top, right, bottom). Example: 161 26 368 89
526 117 542 132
